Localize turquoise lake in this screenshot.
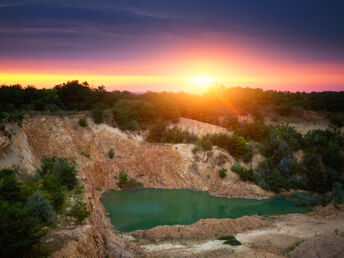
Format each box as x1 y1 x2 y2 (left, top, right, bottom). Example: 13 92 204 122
101 188 309 232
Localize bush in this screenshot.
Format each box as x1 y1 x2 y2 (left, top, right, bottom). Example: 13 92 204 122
52 158 77 190
42 174 66 211
275 103 292 116
112 101 157 130
39 156 77 190
67 201 90 224
161 127 197 144
199 133 248 158
255 159 286 192
0 169 52 257
222 112 239 130
243 143 254 163
217 235 241 246
234 120 271 142
0 168 22 202
218 168 227 178
331 182 344 204
196 137 213 151
0 200 48 257
80 151 90 159
146 119 166 142
26 191 56 224
79 118 87 127
329 115 344 128
108 148 114 159
277 192 329 207
92 105 104 124
117 170 143 189
231 163 254 182
118 170 128 186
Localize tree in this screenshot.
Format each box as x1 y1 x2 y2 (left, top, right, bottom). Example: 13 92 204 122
146 119 166 142
92 104 104 124
67 201 90 224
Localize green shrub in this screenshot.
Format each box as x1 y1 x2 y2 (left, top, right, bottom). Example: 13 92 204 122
39 156 77 190
222 112 239 130
117 170 143 189
0 168 23 202
276 192 329 207
275 103 292 116
198 133 248 158
146 119 166 142
79 118 87 127
108 148 115 159
0 200 48 257
231 163 254 182
255 159 286 192
92 105 104 124
234 120 271 142
112 101 158 130
42 174 66 211
118 170 128 186
67 200 90 224
26 191 56 224
217 235 241 246
243 143 254 163
80 151 91 159
196 137 213 151
218 168 227 178
331 182 344 204
52 158 77 190
0 169 52 257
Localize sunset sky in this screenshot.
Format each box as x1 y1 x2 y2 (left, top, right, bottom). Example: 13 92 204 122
1 0 344 93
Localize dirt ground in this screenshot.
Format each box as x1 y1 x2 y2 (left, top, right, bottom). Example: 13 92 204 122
127 205 344 257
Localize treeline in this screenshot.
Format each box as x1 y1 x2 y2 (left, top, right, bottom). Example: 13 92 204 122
1 81 344 126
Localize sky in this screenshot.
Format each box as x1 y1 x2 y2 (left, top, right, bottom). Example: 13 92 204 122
0 0 344 93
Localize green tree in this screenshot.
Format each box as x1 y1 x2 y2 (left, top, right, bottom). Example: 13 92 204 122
67 201 90 224
146 119 166 142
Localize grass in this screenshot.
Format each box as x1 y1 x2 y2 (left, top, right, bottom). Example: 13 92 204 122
217 235 242 246
80 151 91 159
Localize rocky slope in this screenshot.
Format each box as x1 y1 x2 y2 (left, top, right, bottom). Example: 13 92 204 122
0 114 343 257
0 115 268 257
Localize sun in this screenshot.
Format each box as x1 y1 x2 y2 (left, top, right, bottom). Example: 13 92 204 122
190 75 216 86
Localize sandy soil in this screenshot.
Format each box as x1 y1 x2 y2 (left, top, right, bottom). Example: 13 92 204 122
136 205 344 257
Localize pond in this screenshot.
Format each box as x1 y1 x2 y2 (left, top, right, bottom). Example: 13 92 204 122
101 188 309 232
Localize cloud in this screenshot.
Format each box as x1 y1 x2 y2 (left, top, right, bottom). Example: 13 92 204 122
0 0 344 61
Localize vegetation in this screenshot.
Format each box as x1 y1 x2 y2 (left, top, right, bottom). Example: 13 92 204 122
0 156 88 257
80 151 91 159
2 82 344 129
108 148 115 159
1 80 344 205
117 170 143 189
217 235 242 246
218 168 227 178
92 104 104 124
67 200 91 224
196 133 248 159
231 163 255 182
79 118 87 127
276 192 329 207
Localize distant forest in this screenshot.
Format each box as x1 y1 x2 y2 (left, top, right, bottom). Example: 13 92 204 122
1 81 344 124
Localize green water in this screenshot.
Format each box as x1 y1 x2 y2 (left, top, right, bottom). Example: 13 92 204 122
101 188 309 232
